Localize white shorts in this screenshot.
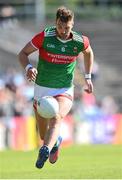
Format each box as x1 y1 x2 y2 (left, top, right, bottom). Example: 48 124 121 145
33 84 74 111
34 84 74 101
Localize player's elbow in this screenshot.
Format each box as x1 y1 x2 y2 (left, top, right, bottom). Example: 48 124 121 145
18 49 27 59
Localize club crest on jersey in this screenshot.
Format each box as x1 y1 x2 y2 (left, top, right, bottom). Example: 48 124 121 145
73 47 77 52
61 47 65 52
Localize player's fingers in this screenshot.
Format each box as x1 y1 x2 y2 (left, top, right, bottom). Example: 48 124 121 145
84 88 91 94
34 69 38 75
31 77 36 82
27 72 37 80
88 84 93 93
84 84 93 94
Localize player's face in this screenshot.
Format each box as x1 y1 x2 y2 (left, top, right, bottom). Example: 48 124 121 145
56 19 74 40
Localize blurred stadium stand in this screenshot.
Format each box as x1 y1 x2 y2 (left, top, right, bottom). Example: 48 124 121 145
0 0 122 110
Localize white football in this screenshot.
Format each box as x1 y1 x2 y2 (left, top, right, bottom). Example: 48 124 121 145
37 96 59 119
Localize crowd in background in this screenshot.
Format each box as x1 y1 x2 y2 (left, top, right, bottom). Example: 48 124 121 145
0 67 119 122
0 68 34 119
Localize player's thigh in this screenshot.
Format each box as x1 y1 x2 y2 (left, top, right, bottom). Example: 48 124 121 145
55 96 73 118
33 99 48 127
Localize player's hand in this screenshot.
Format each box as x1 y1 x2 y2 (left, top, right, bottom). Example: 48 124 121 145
26 67 38 82
84 79 93 94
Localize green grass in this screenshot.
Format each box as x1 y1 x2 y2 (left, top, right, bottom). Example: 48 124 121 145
0 145 122 179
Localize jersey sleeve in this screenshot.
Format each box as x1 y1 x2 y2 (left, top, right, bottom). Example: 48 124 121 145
82 35 90 50
31 31 44 49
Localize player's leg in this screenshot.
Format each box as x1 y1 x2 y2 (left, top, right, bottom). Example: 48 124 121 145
33 100 50 169
34 86 73 168
44 96 72 148
49 135 62 164
45 96 73 163
35 96 72 168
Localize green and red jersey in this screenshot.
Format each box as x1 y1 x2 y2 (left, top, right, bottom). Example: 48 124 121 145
31 26 90 88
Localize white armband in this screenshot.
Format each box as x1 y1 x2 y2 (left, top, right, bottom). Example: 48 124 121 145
25 64 33 72
85 73 91 79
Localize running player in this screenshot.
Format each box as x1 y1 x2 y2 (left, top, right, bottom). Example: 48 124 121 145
18 6 94 169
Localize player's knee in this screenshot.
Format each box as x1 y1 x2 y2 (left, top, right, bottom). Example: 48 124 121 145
49 114 61 128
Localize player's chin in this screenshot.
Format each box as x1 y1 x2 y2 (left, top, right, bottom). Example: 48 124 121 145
60 34 69 40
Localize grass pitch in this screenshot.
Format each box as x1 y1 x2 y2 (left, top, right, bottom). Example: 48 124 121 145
0 144 122 179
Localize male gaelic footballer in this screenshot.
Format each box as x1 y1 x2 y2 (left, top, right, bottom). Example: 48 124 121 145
18 6 94 169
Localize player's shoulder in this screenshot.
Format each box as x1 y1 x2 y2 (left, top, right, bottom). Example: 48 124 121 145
44 26 56 37
72 30 84 43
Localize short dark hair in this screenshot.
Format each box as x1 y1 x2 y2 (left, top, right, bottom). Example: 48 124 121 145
56 6 74 22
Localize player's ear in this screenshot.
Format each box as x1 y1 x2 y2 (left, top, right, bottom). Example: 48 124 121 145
56 18 59 24
71 20 74 27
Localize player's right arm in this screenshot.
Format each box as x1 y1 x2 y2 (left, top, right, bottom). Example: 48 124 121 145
18 31 44 82
18 42 38 82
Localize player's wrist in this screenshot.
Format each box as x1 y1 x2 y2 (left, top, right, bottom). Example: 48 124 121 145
25 64 33 72
84 73 91 79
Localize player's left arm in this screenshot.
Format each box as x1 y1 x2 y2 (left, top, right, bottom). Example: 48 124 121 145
82 36 94 93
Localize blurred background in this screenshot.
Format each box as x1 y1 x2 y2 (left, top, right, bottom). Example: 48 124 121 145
0 0 122 151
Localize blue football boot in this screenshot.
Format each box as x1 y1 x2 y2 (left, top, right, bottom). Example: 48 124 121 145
35 145 49 169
